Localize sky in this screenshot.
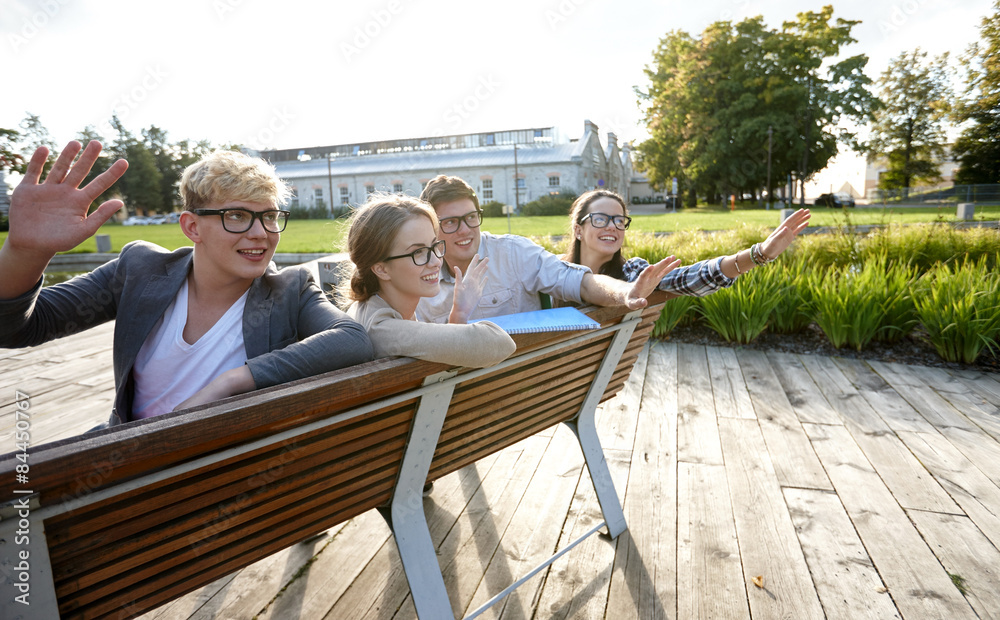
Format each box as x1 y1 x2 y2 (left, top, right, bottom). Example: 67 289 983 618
1 0 993 198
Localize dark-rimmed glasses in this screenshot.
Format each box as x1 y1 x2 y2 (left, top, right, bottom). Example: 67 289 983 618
384 239 446 266
439 209 483 234
193 208 290 233
579 212 631 231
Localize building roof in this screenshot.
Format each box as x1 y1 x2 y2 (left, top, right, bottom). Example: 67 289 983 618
273 142 587 179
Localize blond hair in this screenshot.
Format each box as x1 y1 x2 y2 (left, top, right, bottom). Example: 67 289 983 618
180 150 291 211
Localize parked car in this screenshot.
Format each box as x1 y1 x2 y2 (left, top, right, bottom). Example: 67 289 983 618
814 192 855 208
122 216 150 226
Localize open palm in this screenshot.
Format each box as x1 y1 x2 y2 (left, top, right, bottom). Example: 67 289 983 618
8 141 128 257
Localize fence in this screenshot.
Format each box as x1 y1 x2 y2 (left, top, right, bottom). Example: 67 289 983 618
867 183 1000 205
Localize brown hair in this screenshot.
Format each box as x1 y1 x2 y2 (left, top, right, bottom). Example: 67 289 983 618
180 150 290 211
344 193 439 302
419 174 480 210
563 190 630 279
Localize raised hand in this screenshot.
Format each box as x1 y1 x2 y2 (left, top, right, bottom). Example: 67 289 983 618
759 208 810 260
449 254 489 324
7 141 128 258
624 254 681 310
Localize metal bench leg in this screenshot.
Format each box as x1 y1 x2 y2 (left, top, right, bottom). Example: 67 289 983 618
381 377 457 620
564 310 642 540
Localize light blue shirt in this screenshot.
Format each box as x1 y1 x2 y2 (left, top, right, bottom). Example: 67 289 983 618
416 232 590 324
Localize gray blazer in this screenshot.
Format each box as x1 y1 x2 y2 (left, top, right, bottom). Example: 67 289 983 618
0 241 374 424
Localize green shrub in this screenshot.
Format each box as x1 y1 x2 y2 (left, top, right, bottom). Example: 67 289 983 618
876 259 919 343
914 256 1000 363
810 262 887 350
481 200 506 218
0 214 8 232
767 254 815 334
653 295 697 337
522 192 577 216
695 267 782 344
288 205 330 220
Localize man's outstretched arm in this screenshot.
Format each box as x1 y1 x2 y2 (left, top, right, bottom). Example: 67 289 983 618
0 141 128 299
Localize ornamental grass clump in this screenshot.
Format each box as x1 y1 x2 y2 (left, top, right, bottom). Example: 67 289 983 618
768 253 815 334
875 259 919 343
695 267 782 344
653 295 697 337
810 261 886 350
913 256 1000 364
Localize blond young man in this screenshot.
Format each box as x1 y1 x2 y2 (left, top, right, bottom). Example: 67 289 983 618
0 141 373 425
415 175 680 323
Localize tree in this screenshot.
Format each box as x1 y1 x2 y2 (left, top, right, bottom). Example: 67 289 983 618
635 6 877 206
76 125 119 214
0 128 24 172
15 113 57 176
869 49 952 194
109 116 163 214
952 1 1000 185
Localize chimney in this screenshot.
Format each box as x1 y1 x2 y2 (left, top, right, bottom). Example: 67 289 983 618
607 132 618 148
583 119 598 136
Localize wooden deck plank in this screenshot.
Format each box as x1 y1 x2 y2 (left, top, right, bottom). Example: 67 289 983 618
906 510 1000 619
765 351 839 425
717 417 824 619
801 355 959 513
677 462 748 619
831 357 935 433
735 349 832 491
705 346 755 420
605 341 677 620
802 423 978 619
783 488 899 620
907 365 1000 444
953 369 1000 408
676 344 723 465
872 361 1000 488
896 431 1000 551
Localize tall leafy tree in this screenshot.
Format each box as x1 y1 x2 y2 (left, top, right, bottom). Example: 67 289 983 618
869 49 952 193
15 113 58 176
636 6 877 205
109 116 163 214
0 128 24 172
953 1 1000 184
76 125 119 214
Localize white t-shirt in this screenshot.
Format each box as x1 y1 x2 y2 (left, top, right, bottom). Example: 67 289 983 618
132 280 249 419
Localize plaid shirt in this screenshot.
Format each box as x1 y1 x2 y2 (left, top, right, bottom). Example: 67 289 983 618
621 256 734 297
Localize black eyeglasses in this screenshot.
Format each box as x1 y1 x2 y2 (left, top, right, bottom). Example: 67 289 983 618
193 208 290 233
439 209 483 234
384 239 446 266
579 212 631 231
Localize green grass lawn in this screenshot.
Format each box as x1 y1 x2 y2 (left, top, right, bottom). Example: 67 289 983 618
3 204 998 254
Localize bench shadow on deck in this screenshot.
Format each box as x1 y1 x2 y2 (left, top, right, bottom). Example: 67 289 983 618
3 329 1000 619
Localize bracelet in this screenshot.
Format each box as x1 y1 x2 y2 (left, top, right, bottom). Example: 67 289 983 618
733 251 743 275
750 243 774 266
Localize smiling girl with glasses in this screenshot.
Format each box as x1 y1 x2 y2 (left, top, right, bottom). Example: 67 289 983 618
343 193 515 368
561 190 811 299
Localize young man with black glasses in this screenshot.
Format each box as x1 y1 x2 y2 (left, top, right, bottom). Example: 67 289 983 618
415 175 680 324
0 141 372 425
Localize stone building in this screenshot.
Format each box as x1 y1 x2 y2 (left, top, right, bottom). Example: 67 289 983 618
259 121 633 212
0 169 10 218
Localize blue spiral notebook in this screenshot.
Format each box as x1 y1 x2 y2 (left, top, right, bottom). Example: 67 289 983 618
471 307 601 334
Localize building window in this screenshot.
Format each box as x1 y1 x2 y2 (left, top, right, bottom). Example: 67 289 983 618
366 184 375 196
340 187 349 205
314 188 323 206
393 182 403 194
548 176 560 188
290 187 299 207
482 179 493 201
534 129 543 138
486 133 495 146
516 178 526 189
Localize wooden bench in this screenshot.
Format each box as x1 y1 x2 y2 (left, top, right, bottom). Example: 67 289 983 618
0 294 666 619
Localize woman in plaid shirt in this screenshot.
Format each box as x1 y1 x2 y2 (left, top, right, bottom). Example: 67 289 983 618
562 190 810 296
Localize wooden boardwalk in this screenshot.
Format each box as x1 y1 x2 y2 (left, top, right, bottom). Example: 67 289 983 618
3 325 1000 619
